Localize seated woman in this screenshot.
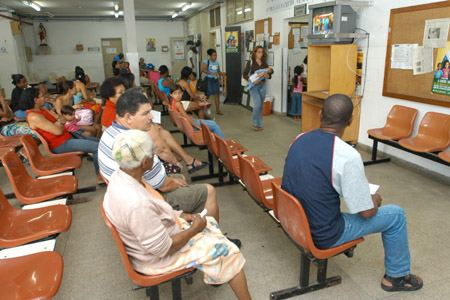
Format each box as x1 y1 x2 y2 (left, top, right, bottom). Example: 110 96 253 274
103 129 251 299
73 66 102 124
22 87 105 185
157 65 174 99
55 80 101 137
170 84 225 139
176 66 208 119
10 74 28 115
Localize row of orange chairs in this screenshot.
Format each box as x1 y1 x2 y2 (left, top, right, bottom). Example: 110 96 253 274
0 134 89 299
365 105 450 166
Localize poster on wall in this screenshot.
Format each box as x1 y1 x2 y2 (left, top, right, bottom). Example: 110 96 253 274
245 30 254 52
173 39 185 60
225 31 239 53
146 38 156 52
431 41 450 95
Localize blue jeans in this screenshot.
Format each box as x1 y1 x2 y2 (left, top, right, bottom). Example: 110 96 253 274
249 83 266 128
53 136 100 174
290 92 302 116
331 205 410 277
193 119 225 139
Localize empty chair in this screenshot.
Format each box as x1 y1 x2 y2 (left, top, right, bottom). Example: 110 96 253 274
237 153 281 210
85 74 99 91
0 251 64 300
270 183 364 299
438 150 450 163
0 188 71 248
21 134 82 176
101 205 196 300
399 112 450 152
0 133 22 148
0 146 15 160
368 105 418 140
1 151 77 204
201 121 247 158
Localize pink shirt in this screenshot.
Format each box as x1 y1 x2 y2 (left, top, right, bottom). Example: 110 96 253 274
103 169 188 269
293 76 303 93
149 71 160 83
64 119 81 132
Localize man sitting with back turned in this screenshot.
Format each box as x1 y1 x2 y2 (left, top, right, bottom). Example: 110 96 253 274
281 94 422 292
99 90 218 220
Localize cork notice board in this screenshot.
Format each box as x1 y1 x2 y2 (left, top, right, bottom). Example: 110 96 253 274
383 1 450 108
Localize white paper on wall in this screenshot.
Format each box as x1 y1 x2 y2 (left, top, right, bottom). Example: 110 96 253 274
106 48 117 54
423 18 450 48
412 46 433 75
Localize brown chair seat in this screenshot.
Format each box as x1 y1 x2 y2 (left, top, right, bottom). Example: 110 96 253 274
438 150 450 163
367 105 418 140
0 188 72 248
2 151 78 204
101 204 196 297
0 134 22 148
179 116 205 146
0 146 15 160
0 251 64 300
21 134 82 176
270 182 364 298
398 112 450 152
31 130 84 158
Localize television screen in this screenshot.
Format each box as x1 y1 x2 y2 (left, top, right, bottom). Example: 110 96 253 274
312 7 334 35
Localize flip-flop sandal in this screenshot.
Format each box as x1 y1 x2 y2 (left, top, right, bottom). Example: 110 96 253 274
98 182 107 187
187 158 209 174
381 274 423 292
67 197 88 205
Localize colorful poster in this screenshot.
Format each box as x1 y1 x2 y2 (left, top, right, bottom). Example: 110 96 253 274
225 31 239 53
146 38 156 52
245 30 254 52
431 41 450 95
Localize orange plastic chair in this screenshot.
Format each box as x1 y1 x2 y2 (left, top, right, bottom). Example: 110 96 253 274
1 151 78 204
21 134 82 176
438 150 450 163
270 183 364 299
0 146 15 160
237 153 280 210
101 204 196 299
179 116 205 146
85 74 99 90
200 122 247 157
0 133 22 148
31 130 84 158
368 105 418 140
0 188 72 248
399 112 450 152
0 251 64 300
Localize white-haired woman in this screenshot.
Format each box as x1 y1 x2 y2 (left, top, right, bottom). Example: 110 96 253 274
103 130 252 300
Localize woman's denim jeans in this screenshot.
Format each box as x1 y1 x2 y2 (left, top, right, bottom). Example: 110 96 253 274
249 83 267 128
53 136 100 174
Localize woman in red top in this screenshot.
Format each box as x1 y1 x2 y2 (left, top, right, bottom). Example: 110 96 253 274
100 77 126 129
23 87 105 185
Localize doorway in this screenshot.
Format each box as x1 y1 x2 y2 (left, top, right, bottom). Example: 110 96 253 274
101 38 123 80
170 37 188 80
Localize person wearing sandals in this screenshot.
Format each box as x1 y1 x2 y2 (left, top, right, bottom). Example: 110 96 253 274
98 90 243 252
202 48 225 116
103 130 251 299
282 94 423 293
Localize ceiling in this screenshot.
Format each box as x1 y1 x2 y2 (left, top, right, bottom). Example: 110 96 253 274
0 0 221 20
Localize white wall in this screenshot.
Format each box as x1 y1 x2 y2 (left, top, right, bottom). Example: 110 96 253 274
22 19 184 84
0 15 22 98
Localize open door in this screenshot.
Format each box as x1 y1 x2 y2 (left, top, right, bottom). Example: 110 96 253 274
170 37 188 80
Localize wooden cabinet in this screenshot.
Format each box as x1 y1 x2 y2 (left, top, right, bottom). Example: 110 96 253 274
302 44 360 144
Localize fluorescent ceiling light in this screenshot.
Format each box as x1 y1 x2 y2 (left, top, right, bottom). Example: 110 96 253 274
236 10 243 15
244 8 252 12
114 11 119 18
114 3 119 11
29 2 41 11
172 12 178 18
181 3 191 12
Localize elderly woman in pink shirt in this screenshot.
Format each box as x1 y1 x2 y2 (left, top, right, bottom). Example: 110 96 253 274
103 130 252 299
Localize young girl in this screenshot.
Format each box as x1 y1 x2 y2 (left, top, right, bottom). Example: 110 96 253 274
434 63 443 79
188 72 199 95
442 61 450 79
169 84 225 139
290 66 304 120
61 105 96 138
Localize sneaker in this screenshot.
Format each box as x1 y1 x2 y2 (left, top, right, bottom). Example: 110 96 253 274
227 238 242 249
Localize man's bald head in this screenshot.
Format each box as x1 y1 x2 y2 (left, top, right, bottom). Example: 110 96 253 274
321 94 353 128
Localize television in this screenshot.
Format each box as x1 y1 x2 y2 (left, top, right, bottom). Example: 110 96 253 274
307 2 357 44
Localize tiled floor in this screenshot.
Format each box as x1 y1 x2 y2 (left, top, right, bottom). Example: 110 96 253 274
2 102 450 300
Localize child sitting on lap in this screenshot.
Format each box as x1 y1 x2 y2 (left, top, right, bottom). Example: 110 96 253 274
61 105 96 137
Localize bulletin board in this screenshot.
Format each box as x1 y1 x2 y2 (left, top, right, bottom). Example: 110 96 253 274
288 22 308 49
383 1 450 107
255 17 272 48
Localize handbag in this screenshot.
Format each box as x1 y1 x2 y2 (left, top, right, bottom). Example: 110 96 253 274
197 59 210 92
241 60 253 87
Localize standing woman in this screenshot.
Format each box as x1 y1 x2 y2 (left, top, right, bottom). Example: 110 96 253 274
202 49 225 115
242 46 271 131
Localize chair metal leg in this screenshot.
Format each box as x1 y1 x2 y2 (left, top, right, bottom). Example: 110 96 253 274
146 286 159 300
364 138 391 166
190 152 221 182
270 255 342 299
171 279 182 300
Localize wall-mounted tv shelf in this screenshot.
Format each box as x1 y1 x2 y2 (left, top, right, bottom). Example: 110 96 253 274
307 32 368 40
301 44 361 144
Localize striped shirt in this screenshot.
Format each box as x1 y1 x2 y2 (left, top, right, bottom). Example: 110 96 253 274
98 121 167 189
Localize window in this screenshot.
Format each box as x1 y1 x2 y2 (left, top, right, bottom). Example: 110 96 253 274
227 0 253 25
210 6 221 28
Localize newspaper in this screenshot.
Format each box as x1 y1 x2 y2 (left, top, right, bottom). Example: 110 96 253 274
391 44 418 69
423 18 450 48
412 46 434 75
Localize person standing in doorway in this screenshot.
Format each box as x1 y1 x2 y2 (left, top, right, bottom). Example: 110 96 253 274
202 49 225 116
242 46 272 131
